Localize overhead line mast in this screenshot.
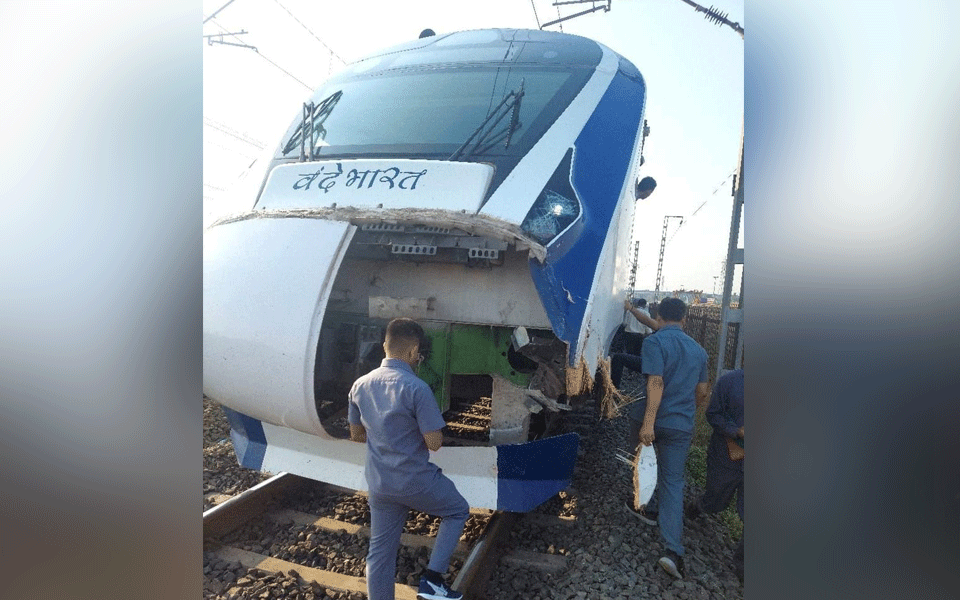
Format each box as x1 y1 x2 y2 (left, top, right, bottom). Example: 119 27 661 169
653 216 684 301
628 240 640 296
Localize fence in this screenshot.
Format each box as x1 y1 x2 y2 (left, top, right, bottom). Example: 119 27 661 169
683 304 740 383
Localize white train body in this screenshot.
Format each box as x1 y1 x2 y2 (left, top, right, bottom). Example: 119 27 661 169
204 29 650 511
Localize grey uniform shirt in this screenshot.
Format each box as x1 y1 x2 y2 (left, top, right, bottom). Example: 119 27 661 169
348 358 447 497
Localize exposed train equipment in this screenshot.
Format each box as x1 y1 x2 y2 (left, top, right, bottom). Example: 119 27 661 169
204 28 654 512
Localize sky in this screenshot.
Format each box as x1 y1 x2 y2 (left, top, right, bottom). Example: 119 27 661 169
202 0 744 294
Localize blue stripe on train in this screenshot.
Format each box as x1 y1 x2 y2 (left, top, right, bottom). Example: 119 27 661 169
219 407 580 513
496 432 580 512
531 69 646 361
220 406 268 470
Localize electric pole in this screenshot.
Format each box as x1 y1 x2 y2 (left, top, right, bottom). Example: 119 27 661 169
716 138 744 375
627 240 640 297
653 215 683 301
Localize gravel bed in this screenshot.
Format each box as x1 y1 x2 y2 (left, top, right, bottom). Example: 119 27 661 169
216 517 464 588
203 397 271 512
203 558 367 600
279 487 490 545
204 396 232 448
203 373 743 600
483 371 744 600
530 488 579 519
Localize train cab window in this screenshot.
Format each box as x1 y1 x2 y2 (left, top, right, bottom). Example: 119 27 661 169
522 190 578 242
277 65 592 163
520 148 580 245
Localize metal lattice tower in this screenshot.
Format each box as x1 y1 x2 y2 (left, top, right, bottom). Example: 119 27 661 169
627 240 640 295
653 215 683 301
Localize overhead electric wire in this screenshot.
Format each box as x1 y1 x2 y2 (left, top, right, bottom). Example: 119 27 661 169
208 18 314 91
203 117 266 149
689 170 737 218
664 217 685 246
629 169 738 278
203 0 238 24
664 169 738 246
247 51 314 90
530 0 542 28
204 137 261 159
270 0 346 65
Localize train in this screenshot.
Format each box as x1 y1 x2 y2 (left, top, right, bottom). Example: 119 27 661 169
203 28 653 512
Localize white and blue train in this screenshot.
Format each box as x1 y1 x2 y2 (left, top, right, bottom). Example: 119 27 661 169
204 28 653 512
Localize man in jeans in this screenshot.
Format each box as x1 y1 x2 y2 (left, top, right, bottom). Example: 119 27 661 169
349 318 469 600
687 368 744 584
623 297 710 580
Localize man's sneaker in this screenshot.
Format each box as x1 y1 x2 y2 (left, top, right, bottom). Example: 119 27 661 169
658 550 686 579
623 500 658 526
417 576 463 600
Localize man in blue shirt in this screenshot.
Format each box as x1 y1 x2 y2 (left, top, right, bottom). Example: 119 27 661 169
349 318 469 600
687 368 744 584
623 297 710 580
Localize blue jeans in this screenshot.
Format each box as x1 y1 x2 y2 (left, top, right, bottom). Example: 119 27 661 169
641 425 694 556
366 474 469 600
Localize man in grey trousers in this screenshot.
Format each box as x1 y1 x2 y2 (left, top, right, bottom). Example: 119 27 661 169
348 318 469 600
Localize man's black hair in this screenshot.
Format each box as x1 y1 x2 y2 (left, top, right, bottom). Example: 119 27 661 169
385 318 427 351
636 298 647 308
657 297 687 322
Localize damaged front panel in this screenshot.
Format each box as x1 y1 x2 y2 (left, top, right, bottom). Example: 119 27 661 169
302 209 584 446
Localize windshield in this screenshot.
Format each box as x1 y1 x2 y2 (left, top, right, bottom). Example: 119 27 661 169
277 65 591 161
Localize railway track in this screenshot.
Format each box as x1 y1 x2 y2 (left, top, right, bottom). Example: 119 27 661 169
203 472 576 600
203 376 745 600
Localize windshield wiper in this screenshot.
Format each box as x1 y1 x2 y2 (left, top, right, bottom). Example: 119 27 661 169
449 79 525 161
282 90 343 160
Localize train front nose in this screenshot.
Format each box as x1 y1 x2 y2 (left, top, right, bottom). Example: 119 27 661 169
203 216 355 437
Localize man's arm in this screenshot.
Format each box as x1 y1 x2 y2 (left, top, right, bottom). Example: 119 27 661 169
423 429 443 451
349 424 367 443
413 382 448 452
640 375 663 446
624 300 659 331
